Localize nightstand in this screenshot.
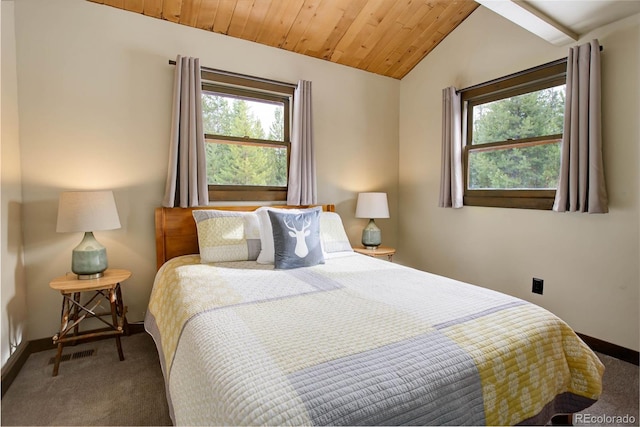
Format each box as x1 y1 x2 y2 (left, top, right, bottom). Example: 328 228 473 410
49 269 130 376
353 245 396 261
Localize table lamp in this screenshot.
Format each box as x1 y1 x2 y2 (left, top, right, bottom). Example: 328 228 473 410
56 190 121 279
355 192 389 249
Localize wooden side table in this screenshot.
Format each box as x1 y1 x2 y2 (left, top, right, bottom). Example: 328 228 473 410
353 245 396 261
49 269 130 376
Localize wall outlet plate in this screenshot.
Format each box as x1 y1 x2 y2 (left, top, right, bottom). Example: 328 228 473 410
532 278 544 294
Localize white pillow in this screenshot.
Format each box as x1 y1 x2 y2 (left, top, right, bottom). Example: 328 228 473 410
319 212 353 253
255 207 302 264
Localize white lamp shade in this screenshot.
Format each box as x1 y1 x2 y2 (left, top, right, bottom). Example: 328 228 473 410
355 192 390 219
56 190 121 232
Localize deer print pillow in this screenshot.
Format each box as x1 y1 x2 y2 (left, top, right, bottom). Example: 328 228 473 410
255 207 302 264
268 208 325 270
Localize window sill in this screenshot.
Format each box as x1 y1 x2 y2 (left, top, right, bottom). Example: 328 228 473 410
209 187 287 202
464 193 555 210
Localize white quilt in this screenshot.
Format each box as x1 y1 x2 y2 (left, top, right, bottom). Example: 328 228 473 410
145 253 603 426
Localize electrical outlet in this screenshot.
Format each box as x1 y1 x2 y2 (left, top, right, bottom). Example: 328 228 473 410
532 278 544 295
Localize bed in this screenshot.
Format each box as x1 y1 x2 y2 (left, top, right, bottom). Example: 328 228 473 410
145 205 603 426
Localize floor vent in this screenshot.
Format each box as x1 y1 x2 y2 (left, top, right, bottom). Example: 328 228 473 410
48 349 96 365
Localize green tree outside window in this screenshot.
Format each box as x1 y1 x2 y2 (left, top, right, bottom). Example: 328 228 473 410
202 93 287 187
468 85 565 190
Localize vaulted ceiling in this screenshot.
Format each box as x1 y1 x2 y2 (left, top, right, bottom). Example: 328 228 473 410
87 0 480 80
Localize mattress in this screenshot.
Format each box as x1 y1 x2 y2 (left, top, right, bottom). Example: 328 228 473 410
145 253 603 426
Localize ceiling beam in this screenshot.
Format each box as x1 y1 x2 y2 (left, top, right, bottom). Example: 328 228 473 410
476 0 578 45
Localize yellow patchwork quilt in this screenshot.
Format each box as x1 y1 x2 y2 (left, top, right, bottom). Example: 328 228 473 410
145 253 603 426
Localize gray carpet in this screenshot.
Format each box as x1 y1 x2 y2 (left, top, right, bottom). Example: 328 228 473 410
1 332 638 426
1 332 172 426
574 353 639 426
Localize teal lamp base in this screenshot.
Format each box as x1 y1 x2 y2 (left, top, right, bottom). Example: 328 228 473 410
362 218 382 249
71 232 108 279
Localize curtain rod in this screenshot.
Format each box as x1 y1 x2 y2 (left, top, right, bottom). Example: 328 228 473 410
168 59 297 89
458 45 603 94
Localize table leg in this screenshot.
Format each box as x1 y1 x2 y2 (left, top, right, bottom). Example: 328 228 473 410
72 292 83 347
52 295 70 377
52 342 64 377
59 294 70 336
110 288 125 361
115 284 129 335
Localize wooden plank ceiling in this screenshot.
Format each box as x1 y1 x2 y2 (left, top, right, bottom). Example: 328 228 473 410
87 0 479 79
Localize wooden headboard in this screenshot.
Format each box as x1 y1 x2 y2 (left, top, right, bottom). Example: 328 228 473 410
154 205 336 270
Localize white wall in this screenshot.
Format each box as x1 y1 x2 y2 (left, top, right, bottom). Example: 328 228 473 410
1 1 28 367
399 7 639 351
10 0 399 341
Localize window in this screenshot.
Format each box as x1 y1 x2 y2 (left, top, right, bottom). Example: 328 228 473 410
201 70 294 201
461 61 566 209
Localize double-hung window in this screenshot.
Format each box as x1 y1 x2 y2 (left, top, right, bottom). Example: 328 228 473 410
201 70 294 201
461 61 567 210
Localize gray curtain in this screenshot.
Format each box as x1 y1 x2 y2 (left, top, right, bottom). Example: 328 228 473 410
162 55 209 208
287 80 317 205
438 87 464 208
553 40 608 213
